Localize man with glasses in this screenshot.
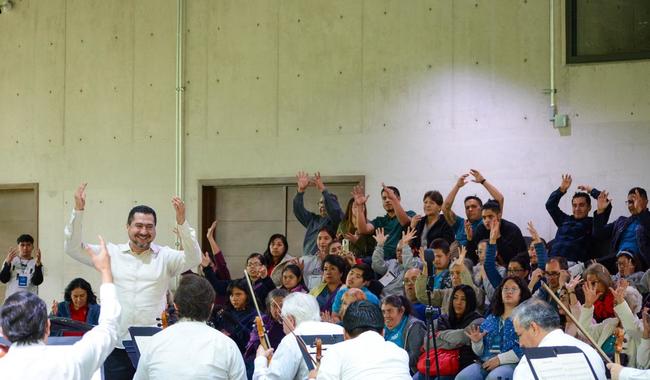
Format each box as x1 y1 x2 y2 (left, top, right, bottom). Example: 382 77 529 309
528 257 569 309
403 268 425 320
593 187 650 270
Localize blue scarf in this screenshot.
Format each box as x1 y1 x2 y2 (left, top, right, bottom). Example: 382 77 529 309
384 315 408 348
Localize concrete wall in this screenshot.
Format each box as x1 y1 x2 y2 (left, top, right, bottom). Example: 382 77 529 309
1 0 649 304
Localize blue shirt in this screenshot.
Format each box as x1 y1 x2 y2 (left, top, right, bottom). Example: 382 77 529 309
331 286 380 314
452 215 482 247
384 315 408 348
618 219 640 254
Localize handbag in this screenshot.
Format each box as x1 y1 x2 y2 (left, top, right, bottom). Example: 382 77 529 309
416 347 460 377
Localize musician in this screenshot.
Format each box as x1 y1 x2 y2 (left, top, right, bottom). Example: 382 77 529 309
253 292 343 380
133 274 246 380
512 299 606 380
0 236 120 380
607 363 650 380
64 183 202 380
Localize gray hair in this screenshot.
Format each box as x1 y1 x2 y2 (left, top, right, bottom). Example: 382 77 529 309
266 288 289 311
511 298 561 331
281 293 321 326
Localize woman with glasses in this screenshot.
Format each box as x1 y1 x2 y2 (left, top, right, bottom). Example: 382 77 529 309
456 276 532 380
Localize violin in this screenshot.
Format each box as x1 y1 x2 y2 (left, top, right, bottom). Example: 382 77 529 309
614 326 625 364
315 338 323 364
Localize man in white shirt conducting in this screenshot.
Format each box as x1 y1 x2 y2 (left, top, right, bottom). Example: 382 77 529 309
0 236 120 380
512 298 606 380
134 274 246 380
64 183 202 380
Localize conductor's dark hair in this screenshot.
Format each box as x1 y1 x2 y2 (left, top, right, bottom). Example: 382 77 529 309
342 300 384 338
174 274 216 321
0 291 48 344
127 205 157 225
16 234 34 244
64 278 97 305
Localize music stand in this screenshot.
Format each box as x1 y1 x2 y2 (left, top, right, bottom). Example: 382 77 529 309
522 346 598 380
124 326 162 368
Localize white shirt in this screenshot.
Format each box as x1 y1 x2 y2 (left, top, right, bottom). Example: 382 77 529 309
317 331 411 380
2 256 40 297
64 209 202 347
513 329 607 380
0 283 120 380
133 320 246 380
620 367 650 380
253 320 344 380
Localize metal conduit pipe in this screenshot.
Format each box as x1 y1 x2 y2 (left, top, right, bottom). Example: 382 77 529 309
175 0 185 198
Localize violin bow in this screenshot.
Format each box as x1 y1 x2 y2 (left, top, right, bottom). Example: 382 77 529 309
244 269 271 349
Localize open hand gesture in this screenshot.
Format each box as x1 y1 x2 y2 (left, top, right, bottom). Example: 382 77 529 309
577 184 593 193
85 235 112 282
464 219 473 241
351 184 370 206
527 221 541 244
373 228 388 247
172 197 186 225
489 219 501 244
74 183 87 210
455 174 469 188
5 247 17 264
458 245 467 266
565 274 582 292
201 251 212 268
465 325 487 343
296 171 310 192
381 183 399 202
51 300 59 315
400 226 417 247
206 221 217 241
35 248 42 266
631 189 647 214
559 174 572 193
582 281 600 308
469 169 485 184
410 214 423 229
597 190 611 213
312 172 325 192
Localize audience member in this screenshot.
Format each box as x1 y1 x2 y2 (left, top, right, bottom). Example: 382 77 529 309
583 263 617 322
331 264 380 319
281 264 308 293
51 277 100 336
201 220 232 305
301 228 336 290
403 268 426 321
213 279 256 354
473 239 504 307
293 171 344 257
262 233 293 287
411 190 455 251
613 250 645 289
381 295 425 375
0 234 43 298
337 198 376 258
371 227 421 297
309 254 348 313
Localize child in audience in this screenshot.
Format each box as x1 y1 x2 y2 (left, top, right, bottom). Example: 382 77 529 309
331 263 380 319
212 279 256 354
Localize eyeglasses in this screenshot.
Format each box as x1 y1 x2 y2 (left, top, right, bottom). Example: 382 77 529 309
246 262 262 268
507 268 525 274
544 271 561 277
502 287 520 294
403 279 417 285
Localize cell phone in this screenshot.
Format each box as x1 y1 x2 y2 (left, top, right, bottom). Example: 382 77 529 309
342 239 350 252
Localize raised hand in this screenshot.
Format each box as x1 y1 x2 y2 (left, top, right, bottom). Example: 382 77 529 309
206 221 217 240
465 325 487 343
577 184 593 193
565 274 582 293
84 236 112 283
51 300 59 315
351 184 370 206
258 265 268 279
340 251 356 267
200 251 212 268
5 247 17 264
582 281 600 308
381 183 399 202
489 219 501 244
464 219 473 241
373 227 388 247
529 268 544 288
74 183 87 211
296 171 310 192
343 232 359 244
527 221 541 244
400 226 417 247
455 174 469 188
469 169 485 184
410 214 423 229
457 246 467 268
312 172 325 192
597 190 611 213
172 197 186 225
35 248 42 266
632 189 647 214
559 174 572 193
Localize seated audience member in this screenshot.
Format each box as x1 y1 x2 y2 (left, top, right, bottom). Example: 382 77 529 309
310 254 348 313
244 289 288 376
579 278 644 367
253 293 344 380
427 238 454 290
316 300 412 379
593 187 650 270
337 198 376 258
0 234 44 297
301 228 335 290
467 199 527 265
529 256 569 306
403 268 426 321
213 279 256 354
293 171 344 257
263 234 293 287
327 240 342 255
442 169 504 248
638 268 650 295
545 174 599 264
427 285 484 380
583 263 617 322
331 264 380 319
415 247 484 315
381 295 426 375
512 299 606 380
51 277 100 336
411 190 455 251
281 264 308 293
322 287 368 324
352 183 415 260
473 239 505 306
0 236 119 380
560 274 586 337
202 220 232 305
613 250 645 289
372 227 421 297
134 274 246 380
456 276 531 380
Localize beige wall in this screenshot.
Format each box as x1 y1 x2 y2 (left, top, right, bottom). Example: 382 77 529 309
1 0 649 305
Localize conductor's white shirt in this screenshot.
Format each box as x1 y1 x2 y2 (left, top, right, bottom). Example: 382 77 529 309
0 283 120 380
317 330 411 380
64 209 202 347
513 329 606 380
133 320 246 380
